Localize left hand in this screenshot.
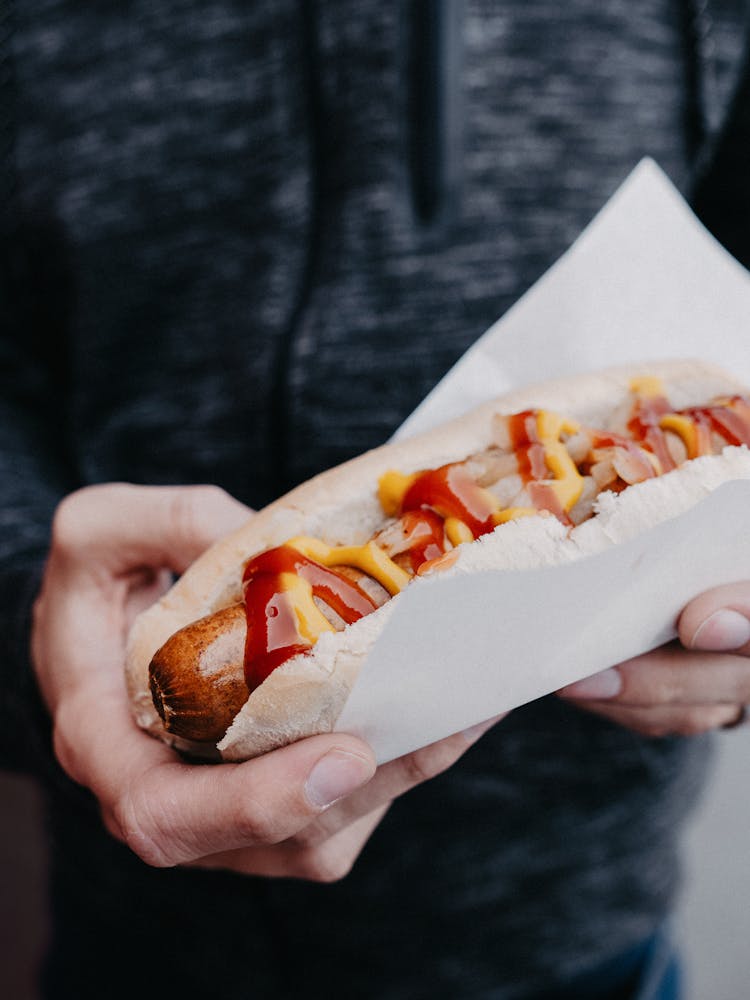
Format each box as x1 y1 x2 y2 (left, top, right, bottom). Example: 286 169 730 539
558 583 750 736
32 484 502 882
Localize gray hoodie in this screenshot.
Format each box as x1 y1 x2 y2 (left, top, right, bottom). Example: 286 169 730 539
1 2 748 996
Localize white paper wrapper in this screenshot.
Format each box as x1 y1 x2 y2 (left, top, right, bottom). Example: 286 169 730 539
335 160 750 763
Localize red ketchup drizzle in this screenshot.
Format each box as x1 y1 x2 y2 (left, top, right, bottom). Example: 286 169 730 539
627 395 675 471
507 410 548 482
401 464 497 538
242 545 377 691
391 510 447 573
505 410 571 523
683 398 750 448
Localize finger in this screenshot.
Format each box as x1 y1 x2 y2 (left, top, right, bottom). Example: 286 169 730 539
293 714 504 849
199 715 504 864
85 721 376 867
47 568 375 869
33 571 132 710
193 806 390 880
123 566 175 631
52 483 253 576
678 583 750 654
570 700 741 739
721 705 749 730
37 484 252 707
559 644 750 708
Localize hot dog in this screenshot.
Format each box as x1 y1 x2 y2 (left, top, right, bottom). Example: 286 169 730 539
125 361 750 761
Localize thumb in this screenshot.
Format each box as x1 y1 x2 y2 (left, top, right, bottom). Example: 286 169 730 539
109 733 377 867
53 483 253 575
679 582 750 653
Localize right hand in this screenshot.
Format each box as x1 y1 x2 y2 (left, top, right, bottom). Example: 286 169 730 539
31 483 498 880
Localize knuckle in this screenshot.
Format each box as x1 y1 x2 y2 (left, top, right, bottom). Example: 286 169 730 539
199 483 233 508
100 806 126 844
289 820 326 851
50 491 89 556
167 489 202 546
167 485 230 548
738 675 750 703
649 674 682 706
107 783 184 868
611 709 670 738
399 748 435 786
675 707 719 737
51 696 91 784
233 795 283 846
51 713 79 782
295 846 355 884
624 716 668 739
622 668 679 707
50 485 122 556
645 722 672 739
111 787 175 868
399 740 460 787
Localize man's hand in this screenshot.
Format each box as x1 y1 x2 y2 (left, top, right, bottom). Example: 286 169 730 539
31 484 497 881
558 583 750 736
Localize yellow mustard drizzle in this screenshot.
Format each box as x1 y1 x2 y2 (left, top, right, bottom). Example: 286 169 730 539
277 572 336 643
240 385 748 693
629 375 665 398
532 411 584 511
379 408 585 534
492 506 538 525
541 442 583 508
286 536 411 595
444 517 473 546
378 471 418 517
659 414 699 458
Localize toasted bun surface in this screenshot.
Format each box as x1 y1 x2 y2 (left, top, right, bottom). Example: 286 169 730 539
125 360 750 760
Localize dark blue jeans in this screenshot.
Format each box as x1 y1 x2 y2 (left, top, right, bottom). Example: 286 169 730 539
534 925 680 1000
633 927 681 1000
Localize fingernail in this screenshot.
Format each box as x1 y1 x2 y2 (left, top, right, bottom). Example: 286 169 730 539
691 609 750 651
560 667 622 700
305 749 373 809
462 713 507 744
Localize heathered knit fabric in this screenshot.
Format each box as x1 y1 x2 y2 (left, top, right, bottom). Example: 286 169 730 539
1 2 748 997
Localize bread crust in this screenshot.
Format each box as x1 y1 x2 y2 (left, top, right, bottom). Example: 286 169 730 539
125 359 750 760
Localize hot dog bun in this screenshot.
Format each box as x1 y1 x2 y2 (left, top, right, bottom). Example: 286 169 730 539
125 360 750 761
